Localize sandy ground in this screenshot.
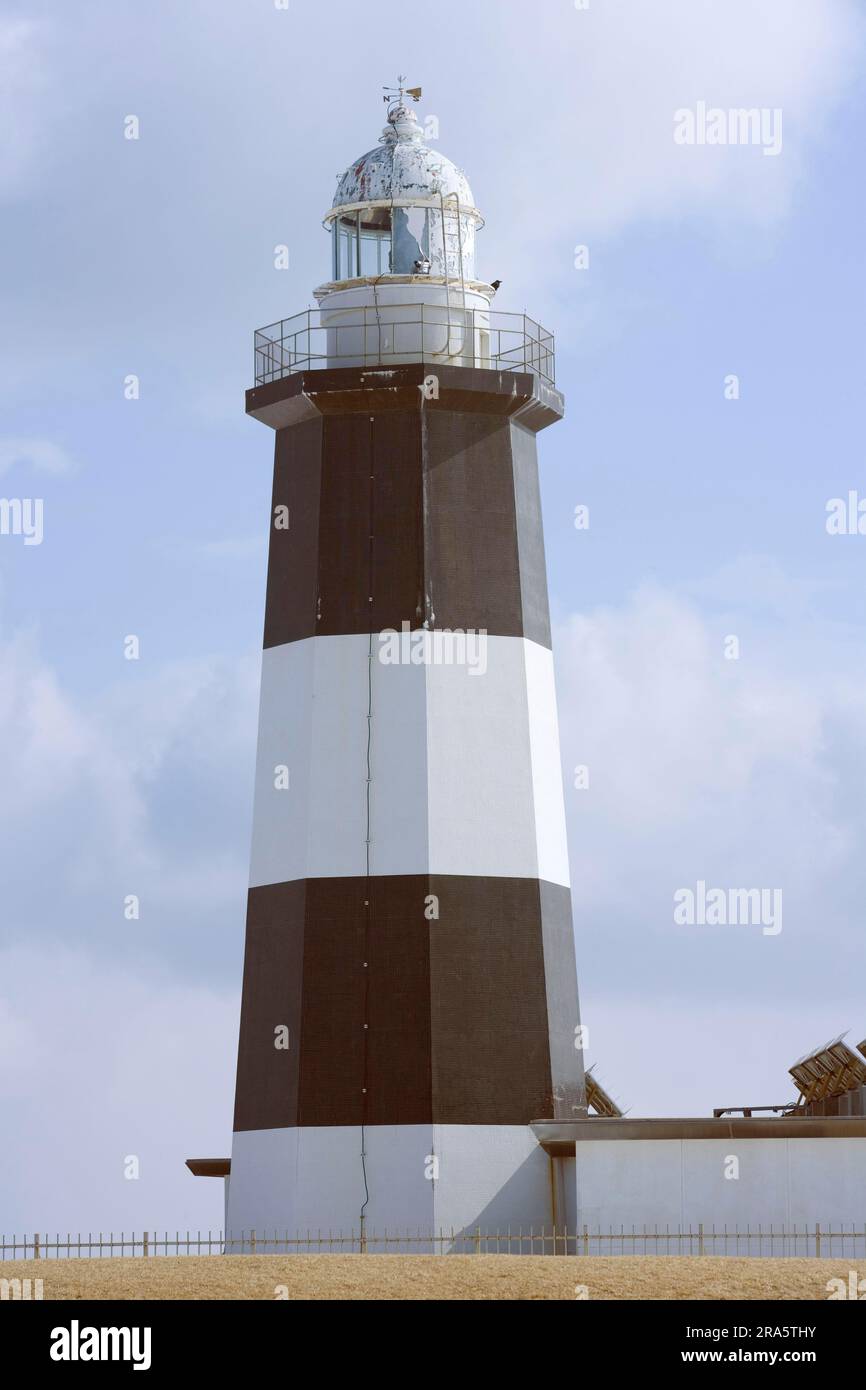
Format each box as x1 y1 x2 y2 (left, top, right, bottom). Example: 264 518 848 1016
0 1254 855 1300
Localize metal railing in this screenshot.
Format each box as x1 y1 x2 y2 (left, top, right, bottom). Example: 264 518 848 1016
3 1223 865 1260
253 305 555 387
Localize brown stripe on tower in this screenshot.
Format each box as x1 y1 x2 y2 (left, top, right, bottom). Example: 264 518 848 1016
232 873 579 1133
232 880 306 1132
256 365 561 649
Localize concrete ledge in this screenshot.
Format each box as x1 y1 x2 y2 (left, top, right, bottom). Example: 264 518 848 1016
245 364 565 433
532 1116 866 1155
186 1158 230 1177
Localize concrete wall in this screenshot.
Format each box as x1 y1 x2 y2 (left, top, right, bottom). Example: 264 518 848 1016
574 1137 866 1255
227 1124 553 1250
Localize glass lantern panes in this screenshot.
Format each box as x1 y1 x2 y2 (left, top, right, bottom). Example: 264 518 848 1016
333 208 393 279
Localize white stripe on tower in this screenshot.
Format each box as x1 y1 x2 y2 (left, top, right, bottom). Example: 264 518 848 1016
248 634 570 888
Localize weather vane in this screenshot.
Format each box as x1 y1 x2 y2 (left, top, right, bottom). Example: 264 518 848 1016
382 74 422 114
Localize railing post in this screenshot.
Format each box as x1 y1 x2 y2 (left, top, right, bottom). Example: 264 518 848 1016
143 1231 149 1258
250 1229 256 1256
34 1233 40 1260
815 1223 821 1258
698 1222 704 1256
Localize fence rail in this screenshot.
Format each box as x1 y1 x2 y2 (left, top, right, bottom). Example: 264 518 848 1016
3 1224 865 1260
253 304 555 387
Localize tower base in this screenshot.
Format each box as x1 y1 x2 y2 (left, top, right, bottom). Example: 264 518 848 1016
227 1125 554 1249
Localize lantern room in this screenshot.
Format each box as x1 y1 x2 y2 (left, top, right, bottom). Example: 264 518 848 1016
319 83 487 294
252 82 556 384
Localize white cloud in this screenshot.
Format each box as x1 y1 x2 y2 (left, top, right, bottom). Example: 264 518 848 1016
0 624 259 974
478 0 865 318
0 625 256 1231
556 581 831 831
0 439 73 477
0 631 149 845
554 574 866 1030
516 0 862 235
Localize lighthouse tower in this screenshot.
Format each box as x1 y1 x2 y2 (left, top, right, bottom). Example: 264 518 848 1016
226 83 585 1243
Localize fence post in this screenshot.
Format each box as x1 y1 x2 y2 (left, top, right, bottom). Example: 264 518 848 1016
698 1223 704 1256
475 1227 481 1254
250 1229 256 1256
815 1223 821 1259
143 1231 149 1258
34 1233 40 1260
582 1224 588 1257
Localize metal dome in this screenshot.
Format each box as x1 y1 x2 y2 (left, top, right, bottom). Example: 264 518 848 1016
331 102 476 213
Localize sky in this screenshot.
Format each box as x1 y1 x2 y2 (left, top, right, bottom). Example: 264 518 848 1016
1 0 866 1235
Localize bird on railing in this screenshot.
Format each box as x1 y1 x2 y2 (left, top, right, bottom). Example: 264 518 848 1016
490 279 502 292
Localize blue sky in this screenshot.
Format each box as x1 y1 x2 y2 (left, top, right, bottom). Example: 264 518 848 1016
2 0 866 1232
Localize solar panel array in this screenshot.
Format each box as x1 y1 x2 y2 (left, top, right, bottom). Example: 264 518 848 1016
585 1065 624 1118
788 1032 866 1107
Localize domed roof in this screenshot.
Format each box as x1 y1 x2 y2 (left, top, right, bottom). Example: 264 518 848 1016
331 102 476 213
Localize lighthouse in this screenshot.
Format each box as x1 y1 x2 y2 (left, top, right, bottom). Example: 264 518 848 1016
225 82 586 1243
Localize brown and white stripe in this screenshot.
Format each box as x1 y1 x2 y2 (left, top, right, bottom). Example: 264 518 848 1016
228 365 585 1237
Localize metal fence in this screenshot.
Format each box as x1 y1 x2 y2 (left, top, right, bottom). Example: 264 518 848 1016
3 1224 865 1260
253 305 555 387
